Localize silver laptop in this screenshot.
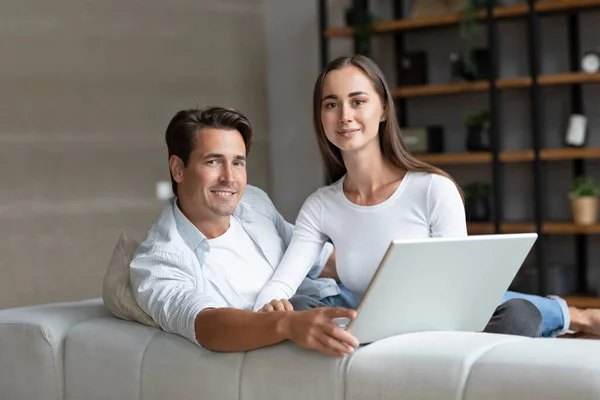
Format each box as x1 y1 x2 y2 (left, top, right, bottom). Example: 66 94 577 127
339 233 538 344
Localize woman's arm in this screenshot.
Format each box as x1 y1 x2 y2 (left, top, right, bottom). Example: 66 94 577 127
253 192 329 311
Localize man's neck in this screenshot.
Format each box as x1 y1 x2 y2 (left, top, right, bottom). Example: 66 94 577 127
177 198 231 239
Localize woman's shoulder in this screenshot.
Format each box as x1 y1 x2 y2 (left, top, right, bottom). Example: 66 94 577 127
404 171 459 200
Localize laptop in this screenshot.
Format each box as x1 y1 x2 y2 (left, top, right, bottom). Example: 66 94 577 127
336 233 538 344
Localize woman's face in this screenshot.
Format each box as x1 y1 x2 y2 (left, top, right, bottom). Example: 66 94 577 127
320 66 385 154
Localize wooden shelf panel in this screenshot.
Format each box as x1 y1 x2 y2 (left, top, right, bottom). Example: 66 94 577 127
538 72 600 85
324 0 600 37
496 76 532 89
536 0 600 13
392 73 600 99
543 223 600 234
499 150 535 162
502 222 536 233
467 222 536 234
467 223 495 234
468 222 600 235
563 296 600 309
392 81 489 98
415 150 535 164
416 152 491 164
540 147 600 160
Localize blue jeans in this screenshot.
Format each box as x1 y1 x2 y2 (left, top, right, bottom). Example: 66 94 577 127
322 285 570 338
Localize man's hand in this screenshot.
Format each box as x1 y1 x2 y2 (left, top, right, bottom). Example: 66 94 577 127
258 299 294 312
279 307 359 358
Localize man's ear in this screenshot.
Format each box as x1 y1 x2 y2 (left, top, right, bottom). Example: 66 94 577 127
169 155 185 184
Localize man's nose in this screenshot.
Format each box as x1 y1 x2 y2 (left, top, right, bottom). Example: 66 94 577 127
219 165 234 183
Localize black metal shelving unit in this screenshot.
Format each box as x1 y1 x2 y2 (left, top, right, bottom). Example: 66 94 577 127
317 0 600 296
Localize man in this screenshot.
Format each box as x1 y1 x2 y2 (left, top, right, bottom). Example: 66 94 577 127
129 106 595 358
130 106 359 357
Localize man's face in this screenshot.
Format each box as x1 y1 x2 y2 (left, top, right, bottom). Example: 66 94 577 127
172 128 247 218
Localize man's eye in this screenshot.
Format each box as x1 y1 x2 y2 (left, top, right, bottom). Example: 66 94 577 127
207 160 218 165
233 161 245 167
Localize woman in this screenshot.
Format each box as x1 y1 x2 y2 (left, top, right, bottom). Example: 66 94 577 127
254 55 599 339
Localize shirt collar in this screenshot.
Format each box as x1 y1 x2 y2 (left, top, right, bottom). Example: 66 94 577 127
172 196 254 252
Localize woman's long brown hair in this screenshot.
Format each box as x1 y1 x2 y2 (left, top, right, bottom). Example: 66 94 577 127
312 55 463 202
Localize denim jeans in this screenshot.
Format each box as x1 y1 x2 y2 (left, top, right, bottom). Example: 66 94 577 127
322 285 570 338
501 291 570 337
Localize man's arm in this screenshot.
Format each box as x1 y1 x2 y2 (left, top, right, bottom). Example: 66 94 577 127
195 307 359 357
130 245 357 357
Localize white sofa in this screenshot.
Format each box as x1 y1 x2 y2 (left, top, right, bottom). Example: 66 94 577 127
2 299 600 400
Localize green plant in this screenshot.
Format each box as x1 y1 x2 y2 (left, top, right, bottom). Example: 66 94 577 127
458 0 486 77
345 6 380 57
570 177 600 198
465 110 491 131
463 182 490 199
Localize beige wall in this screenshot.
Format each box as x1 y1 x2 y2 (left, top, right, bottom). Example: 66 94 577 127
0 0 269 308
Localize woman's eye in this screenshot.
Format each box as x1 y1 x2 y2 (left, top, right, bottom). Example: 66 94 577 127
324 102 337 109
354 99 365 105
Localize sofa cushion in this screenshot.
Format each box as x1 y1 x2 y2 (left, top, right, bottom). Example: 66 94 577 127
102 233 158 328
65 317 244 400
464 337 600 400
0 299 110 400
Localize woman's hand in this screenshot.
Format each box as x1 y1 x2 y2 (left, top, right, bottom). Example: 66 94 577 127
258 299 294 312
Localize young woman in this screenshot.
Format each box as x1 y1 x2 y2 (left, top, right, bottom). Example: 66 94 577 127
255 55 600 338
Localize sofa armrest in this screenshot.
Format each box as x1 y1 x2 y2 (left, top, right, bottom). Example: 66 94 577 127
0 299 110 400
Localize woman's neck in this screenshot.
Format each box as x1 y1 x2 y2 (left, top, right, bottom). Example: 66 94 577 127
341 143 405 200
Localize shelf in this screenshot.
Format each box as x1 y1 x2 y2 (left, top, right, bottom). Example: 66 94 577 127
469 222 600 235
392 72 600 98
499 150 535 162
502 222 537 233
540 147 600 160
563 296 600 309
416 152 491 164
467 222 536 234
392 81 489 98
415 150 534 164
324 0 600 37
543 223 600 234
538 71 600 85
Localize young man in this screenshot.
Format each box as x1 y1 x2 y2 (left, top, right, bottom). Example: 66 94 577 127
130 106 358 358
130 106 597 358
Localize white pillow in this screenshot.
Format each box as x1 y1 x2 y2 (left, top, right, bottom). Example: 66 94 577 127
102 233 159 328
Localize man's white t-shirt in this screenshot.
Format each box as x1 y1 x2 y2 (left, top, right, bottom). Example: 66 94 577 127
253 171 467 310
206 216 274 306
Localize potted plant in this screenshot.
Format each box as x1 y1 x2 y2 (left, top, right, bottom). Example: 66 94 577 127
465 110 491 151
457 0 486 80
345 4 379 57
569 176 599 225
463 182 491 222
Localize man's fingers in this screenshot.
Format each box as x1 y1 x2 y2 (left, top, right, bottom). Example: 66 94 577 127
324 324 360 349
317 332 354 356
314 339 347 358
322 307 357 320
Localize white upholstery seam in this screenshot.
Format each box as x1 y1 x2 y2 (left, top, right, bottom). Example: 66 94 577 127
457 337 529 400
138 329 161 400
238 351 248 400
